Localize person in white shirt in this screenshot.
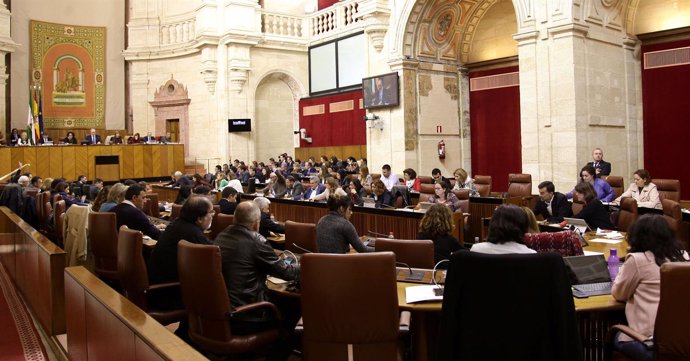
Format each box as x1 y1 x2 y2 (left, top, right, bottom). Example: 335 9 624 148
471 204 537 254
380 164 399 191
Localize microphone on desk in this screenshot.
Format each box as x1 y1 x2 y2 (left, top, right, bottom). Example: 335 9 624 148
396 261 425 281
378 203 396 209
290 243 312 254
432 259 449 296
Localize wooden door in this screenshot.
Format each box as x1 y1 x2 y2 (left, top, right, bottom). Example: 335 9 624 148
166 119 179 142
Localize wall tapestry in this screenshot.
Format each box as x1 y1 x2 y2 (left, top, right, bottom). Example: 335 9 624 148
30 20 105 129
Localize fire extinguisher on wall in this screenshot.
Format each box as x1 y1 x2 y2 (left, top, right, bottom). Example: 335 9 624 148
438 140 446 159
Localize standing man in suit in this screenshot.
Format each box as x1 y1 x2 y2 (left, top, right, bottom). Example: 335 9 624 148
587 148 611 176
111 184 166 240
85 128 101 145
285 175 304 199
532 181 573 223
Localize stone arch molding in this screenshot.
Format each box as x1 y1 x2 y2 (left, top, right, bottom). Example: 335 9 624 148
251 70 307 142
398 0 530 64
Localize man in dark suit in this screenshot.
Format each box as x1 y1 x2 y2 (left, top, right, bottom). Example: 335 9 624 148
111 184 165 240
168 171 192 187
253 196 285 238
218 187 238 214
39 132 52 144
87 178 104 201
142 132 156 143
285 175 304 200
85 128 101 145
432 168 452 189
587 148 611 176
532 181 573 223
302 176 325 201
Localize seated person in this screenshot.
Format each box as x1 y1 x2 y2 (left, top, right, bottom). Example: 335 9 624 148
109 131 123 144
417 203 463 266
263 172 288 198
348 178 367 206
471 204 537 254
611 214 689 361
87 178 104 201
85 128 101 145
127 132 142 144
316 195 372 254
372 179 394 208
312 177 347 202
148 196 213 284
452 168 480 197
571 182 616 230
192 185 212 196
566 165 615 202
218 187 238 215
54 181 88 210
111 184 165 240
91 186 110 212
431 168 452 189
63 131 77 144
253 196 285 237
168 171 192 187
17 130 30 146
192 173 212 189
611 169 662 210
403 168 421 192
425 181 462 212
225 172 243 193
99 183 127 212
39 132 52 144
285 175 304 199
142 132 156 143
157 132 172 143
380 164 399 191
532 181 573 223
302 176 326 201
214 201 300 360
174 184 192 205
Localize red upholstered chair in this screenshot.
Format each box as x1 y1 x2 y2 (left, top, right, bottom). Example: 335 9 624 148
285 220 317 254
88 212 120 283
605 176 624 199
452 189 471 213
117 226 186 325
474 175 492 197
662 199 681 233
609 262 690 361
208 213 234 241
418 176 433 184
144 193 160 218
375 238 435 269
617 197 638 233
523 231 584 257
653 179 681 202
507 173 534 207
572 199 585 215
300 252 410 361
177 241 281 357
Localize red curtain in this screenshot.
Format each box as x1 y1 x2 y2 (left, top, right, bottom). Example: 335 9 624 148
642 39 690 199
469 66 522 193
298 90 366 148
318 0 339 10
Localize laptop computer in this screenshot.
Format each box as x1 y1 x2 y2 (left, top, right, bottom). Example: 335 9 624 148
362 198 376 208
563 255 612 298
417 201 434 212
563 217 590 234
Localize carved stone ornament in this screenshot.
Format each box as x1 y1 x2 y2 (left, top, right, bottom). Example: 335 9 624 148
229 69 249 94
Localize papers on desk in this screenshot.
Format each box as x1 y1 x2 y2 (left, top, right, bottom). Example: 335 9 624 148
405 285 444 304
584 250 604 256
267 276 288 284
595 229 624 239
587 238 623 245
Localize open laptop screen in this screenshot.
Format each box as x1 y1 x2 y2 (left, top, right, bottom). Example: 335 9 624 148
563 255 611 284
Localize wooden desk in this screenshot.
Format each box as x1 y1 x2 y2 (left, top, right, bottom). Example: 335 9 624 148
152 184 222 203
0 144 184 181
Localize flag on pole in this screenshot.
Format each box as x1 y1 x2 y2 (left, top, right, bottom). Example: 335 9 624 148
37 89 44 141
31 87 40 143
27 90 35 145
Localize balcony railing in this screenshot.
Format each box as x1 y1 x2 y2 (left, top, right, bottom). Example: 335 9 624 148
261 0 363 42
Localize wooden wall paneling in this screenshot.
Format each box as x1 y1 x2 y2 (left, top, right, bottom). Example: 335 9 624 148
0 148 11 177
0 220 15 275
87 145 108 180
143 146 154 178
121 145 135 179
173 145 184 173
134 338 166 361
74 147 89 181
150 146 162 178
133 146 145 179
61 147 76 181
65 271 88 361
10 147 24 173
45 147 63 180
158 145 169 177
85 292 137 361
22 147 38 175
34 148 51 179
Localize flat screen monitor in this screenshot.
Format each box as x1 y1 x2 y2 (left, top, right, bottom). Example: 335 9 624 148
228 118 251 132
362 72 399 109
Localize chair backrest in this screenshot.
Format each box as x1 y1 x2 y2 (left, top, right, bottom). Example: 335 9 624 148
117 226 149 310
375 238 435 269
177 241 233 349
54 200 66 244
507 173 532 197
655 262 690 360
523 230 584 257
419 183 435 195
437 251 581 361
300 253 400 361
418 176 433 184
661 199 681 234
452 189 470 213
144 193 160 218
285 220 317 253
605 176 624 199
653 179 681 202
617 197 638 233
88 212 120 280
572 199 584 215
474 175 492 196
34 192 44 225
171 203 182 220
208 213 234 241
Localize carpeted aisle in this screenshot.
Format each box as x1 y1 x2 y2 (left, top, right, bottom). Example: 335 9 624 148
0 263 47 361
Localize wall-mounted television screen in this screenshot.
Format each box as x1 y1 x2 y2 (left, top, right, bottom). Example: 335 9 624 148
362 72 399 109
228 118 251 132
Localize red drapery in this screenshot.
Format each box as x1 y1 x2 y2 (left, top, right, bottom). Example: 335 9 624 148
318 0 339 10
641 39 690 199
298 90 366 148
469 66 522 193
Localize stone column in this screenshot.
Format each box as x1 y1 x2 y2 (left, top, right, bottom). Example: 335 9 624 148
0 4 17 132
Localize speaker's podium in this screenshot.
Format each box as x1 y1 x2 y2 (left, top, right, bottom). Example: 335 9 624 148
95 155 120 181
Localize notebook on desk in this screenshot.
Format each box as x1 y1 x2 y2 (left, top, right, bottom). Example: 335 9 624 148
417 202 434 212
563 255 612 298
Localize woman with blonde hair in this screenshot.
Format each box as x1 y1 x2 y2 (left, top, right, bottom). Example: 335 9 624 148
313 177 346 202
359 166 372 187
521 206 540 234
417 203 462 265
452 168 480 197
99 183 128 212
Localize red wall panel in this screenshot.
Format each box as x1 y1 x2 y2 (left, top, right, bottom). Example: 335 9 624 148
318 0 339 10
469 66 522 193
298 90 366 148
642 39 690 199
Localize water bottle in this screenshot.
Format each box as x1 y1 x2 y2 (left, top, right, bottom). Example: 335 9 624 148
608 248 619 281
388 231 394 239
